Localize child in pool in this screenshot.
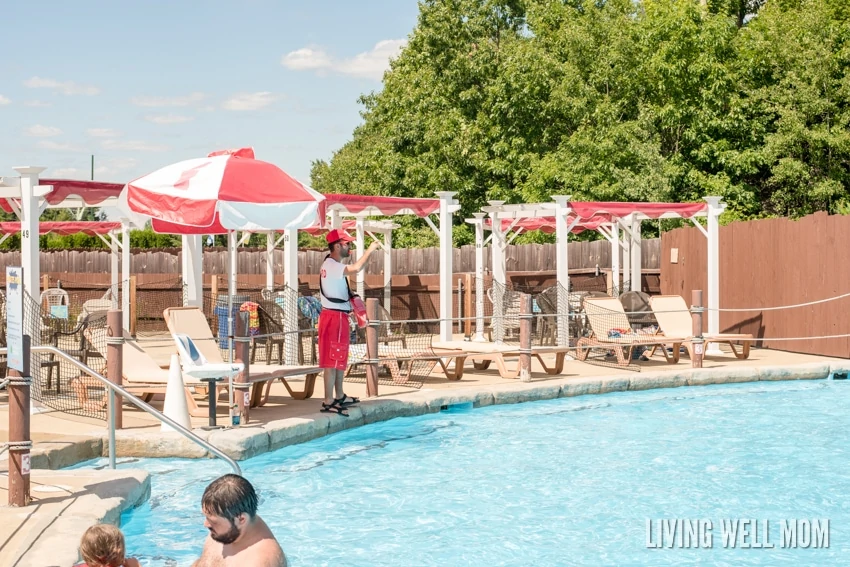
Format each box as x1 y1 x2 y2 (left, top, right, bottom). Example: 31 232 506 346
75 524 141 567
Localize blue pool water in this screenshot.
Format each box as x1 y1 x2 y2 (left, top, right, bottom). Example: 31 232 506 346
75 380 849 566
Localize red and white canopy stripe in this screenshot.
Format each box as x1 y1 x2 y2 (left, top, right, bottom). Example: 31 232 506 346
484 215 610 234
569 201 707 220
0 221 122 236
123 148 325 232
324 194 440 217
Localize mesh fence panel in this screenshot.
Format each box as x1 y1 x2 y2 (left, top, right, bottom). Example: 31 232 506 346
20 289 110 419
345 316 443 388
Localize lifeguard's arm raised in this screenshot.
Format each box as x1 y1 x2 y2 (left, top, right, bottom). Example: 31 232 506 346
343 240 380 276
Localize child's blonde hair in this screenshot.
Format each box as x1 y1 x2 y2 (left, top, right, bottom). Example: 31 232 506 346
79 524 126 567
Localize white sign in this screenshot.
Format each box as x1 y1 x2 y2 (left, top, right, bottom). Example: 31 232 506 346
6 266 24 372
21 453 30 475
694 342 704 355
243 391 250 406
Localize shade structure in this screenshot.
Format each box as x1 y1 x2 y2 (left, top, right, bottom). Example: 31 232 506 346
123 148 325 232
483 215 610 235
0 221 122 236
0 179 125 214
324 194 441 217
569 201 707 221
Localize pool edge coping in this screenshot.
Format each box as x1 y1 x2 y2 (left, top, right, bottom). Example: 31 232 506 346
105 360 845 462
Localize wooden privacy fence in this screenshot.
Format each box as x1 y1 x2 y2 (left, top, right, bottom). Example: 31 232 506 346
661 211 850 358
0 239 660 276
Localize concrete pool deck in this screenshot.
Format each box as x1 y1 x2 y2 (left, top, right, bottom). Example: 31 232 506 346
1 347 849 566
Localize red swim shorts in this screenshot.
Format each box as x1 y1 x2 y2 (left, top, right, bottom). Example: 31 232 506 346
318 309 351 371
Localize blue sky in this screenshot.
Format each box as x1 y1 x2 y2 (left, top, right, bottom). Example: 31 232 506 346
0 0 420 186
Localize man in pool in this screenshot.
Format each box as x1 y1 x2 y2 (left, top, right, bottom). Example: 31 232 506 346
193 474 287 567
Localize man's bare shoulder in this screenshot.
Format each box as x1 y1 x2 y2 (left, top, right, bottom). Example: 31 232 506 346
245 533 286 567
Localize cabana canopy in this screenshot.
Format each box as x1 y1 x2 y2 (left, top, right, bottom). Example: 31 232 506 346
569 201 708 221
483 215 610 234
0 221 122 236
323 194 441 218
0 178 124 212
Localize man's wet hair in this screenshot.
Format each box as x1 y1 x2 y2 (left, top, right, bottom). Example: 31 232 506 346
202 474 258 522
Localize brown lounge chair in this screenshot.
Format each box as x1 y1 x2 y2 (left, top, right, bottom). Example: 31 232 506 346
430 339 572 379
575 297 686 366
163 306 321 406
649 295 752 360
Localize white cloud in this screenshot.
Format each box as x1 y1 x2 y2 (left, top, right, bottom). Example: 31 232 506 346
101 139 169 152
23 76 100 96
25 124 63 137
281 39 406 80
24 100 51 107
222 92 276 111
87 128 122 138
145 114 194 124
0 95 11 105
281 47 334 71
198 105 216 112
38 140 85 152
130 92 205 107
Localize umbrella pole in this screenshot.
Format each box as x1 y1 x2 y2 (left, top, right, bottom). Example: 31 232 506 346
227 230 236 421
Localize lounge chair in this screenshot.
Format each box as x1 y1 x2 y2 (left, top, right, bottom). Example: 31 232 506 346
346 341 469 384
163 306 321 406
431 339 573 379
649 295 752 360
72 326 211 416
575 297 686 366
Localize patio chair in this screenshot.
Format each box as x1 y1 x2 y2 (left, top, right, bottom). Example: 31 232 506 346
252 304 286 364
487 287 522 341
649 295 752 359
164 306 321 406
619 290 658 331
575 297 686 367
535 286 559 346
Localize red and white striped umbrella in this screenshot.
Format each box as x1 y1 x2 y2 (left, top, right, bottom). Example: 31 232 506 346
122 148 325 231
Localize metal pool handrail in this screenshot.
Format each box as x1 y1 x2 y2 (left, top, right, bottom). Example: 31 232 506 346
0 345 241 475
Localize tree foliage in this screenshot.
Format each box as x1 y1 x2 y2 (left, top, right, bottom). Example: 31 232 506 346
312 0 850 245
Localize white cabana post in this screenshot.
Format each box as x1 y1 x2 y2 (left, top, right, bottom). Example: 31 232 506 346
265 232 275 291
179 235 204 308
618 215 630 292
383 229 392 312
487 201 507 343
355 218 366 299
121 223 131 330
552 196 572 347
705 196 725 354
471 213 487 342
110 229 120 309
630 215 642 293
283 228 299 365
13 167 45 298
437 192 457 342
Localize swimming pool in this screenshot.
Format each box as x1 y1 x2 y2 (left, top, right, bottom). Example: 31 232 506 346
77 380 849 566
